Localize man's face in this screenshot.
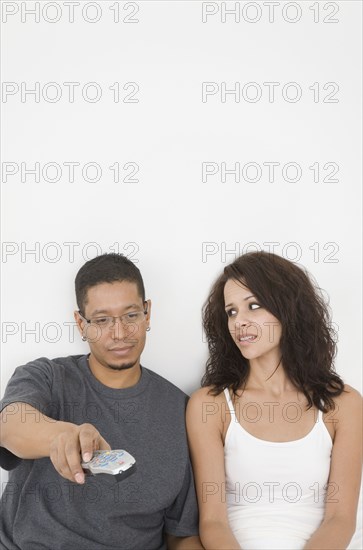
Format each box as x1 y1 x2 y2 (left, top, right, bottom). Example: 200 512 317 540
75 280 151 372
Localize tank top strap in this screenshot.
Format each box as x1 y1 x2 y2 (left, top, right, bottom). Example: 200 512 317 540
223 387 236 416
316 400 326 424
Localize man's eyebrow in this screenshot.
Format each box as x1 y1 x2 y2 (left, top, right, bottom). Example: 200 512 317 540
225 295 255 308
90 304 142 315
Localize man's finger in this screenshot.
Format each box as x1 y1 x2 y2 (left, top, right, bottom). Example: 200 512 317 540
79 424 99 462
98 436 111 451
64 440 85 484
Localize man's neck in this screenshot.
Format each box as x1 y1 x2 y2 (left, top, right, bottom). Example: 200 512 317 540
87 354 142 389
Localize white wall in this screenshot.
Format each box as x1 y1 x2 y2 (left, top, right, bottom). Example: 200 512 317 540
1 0 362 485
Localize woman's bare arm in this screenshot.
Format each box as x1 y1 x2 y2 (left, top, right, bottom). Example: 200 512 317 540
186 388 241 550
304 385 362 549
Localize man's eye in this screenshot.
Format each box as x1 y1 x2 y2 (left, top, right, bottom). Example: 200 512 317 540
123 312 143 323
125 312 139 320
94 317 109 325
249 303 261 310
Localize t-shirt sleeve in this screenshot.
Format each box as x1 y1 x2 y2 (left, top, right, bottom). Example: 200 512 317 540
0 358 54 414
0 358 55 470
163 458 199 538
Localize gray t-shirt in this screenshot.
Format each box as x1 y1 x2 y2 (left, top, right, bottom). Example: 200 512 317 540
0 355 199 550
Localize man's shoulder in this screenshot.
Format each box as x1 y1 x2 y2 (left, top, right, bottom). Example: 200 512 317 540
142 366 189 402
23 354 85 370
11 354 87 382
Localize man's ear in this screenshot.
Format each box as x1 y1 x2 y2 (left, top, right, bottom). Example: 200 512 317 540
145 299 151 326
74 310 85 337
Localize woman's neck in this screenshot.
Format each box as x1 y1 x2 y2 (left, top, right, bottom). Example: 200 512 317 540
246 357 296 397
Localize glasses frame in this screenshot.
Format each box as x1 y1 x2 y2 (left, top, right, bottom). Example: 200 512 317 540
78 301 149 329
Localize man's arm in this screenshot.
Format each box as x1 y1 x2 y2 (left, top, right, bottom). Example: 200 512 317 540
0 402 110 483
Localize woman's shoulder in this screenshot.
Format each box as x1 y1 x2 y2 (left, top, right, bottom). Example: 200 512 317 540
333 384 362 407
186 386 230 446
189 385 227 405
329 384 362 426
187 386 228 427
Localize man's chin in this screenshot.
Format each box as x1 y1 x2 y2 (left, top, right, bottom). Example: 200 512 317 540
106 361 137 371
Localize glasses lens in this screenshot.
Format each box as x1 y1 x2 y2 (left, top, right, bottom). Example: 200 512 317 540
89 311 146 328
90 317 113 328
122 312 145 324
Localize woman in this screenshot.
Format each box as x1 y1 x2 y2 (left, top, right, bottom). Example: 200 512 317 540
187 252 362 549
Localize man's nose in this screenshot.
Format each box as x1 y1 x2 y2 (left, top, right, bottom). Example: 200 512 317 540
110 318 128 339
111 319 139 342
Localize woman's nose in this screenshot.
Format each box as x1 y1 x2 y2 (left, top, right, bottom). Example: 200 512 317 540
234 311 250 327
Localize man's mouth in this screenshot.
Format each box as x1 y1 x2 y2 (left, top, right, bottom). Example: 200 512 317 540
109 346 134 355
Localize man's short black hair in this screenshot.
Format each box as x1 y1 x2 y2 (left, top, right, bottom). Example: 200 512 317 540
75 253 145 313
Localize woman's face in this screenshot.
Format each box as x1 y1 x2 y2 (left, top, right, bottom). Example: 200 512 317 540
223 279 282 363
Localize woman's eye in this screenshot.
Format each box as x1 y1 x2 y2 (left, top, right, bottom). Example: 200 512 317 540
249 303 261 310
226 309 237 317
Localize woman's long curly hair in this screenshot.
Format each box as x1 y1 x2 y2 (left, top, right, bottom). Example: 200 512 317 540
202 251 344 412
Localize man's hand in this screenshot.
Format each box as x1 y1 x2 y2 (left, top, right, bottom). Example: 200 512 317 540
0 403 111 484
49 422 111 484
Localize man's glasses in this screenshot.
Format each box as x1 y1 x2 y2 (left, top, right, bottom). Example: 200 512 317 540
79 302 148 330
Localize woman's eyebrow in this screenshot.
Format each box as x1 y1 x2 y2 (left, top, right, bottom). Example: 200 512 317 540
225 295 255 308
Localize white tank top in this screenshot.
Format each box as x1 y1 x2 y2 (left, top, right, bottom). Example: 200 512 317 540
223 387 333 549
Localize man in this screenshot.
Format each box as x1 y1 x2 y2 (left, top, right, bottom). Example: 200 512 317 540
0 254 202 550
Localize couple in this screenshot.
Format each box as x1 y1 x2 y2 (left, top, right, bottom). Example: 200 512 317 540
0 252 361 550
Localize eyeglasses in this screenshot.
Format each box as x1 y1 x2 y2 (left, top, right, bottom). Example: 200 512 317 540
79 302 148 330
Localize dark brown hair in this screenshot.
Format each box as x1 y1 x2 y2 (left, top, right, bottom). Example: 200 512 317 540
202 251 344 412
75 253 145 313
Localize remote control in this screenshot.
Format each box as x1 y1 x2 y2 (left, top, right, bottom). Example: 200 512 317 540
81 450 136 480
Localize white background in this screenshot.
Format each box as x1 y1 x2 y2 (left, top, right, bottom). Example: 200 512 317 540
1 0 362 483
